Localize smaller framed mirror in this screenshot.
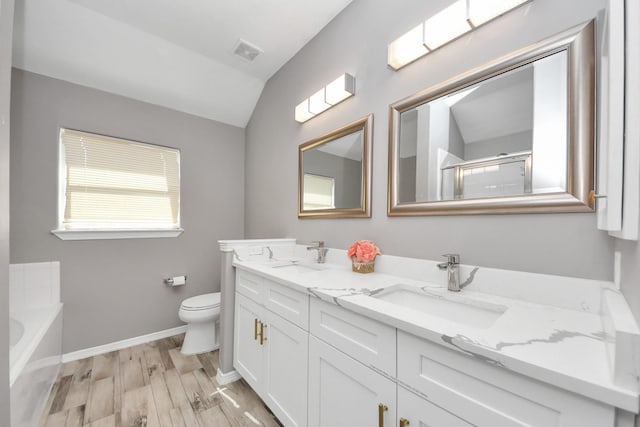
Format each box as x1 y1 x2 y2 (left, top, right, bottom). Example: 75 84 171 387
299 114 373 218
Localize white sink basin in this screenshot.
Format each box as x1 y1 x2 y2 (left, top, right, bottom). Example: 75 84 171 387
374 284 506 329
270 261 327 274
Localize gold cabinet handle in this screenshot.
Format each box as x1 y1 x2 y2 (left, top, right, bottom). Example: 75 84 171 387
260 323 268 345
378 403 388 427
254 318 259 341
399 418 410 427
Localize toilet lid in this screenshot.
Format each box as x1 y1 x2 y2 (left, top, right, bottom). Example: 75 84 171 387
181 292 221 311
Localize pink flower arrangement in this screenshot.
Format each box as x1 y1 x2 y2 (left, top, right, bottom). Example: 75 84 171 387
347 240 381 263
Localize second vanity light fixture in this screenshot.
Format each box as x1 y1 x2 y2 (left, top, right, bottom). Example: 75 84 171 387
294 73 356 123
388 0 531 70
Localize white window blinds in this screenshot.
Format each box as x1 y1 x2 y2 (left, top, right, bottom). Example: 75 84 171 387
303 174 335 210
59 129 181 230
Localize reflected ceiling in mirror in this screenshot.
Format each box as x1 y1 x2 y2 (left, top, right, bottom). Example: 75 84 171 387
388 21 595 216
299 114 373 218
398 51 566 203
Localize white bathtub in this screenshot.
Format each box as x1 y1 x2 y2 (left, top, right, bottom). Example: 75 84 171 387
10 262 63 427
10 306 62 386
10 317 24 347
10 306 63 427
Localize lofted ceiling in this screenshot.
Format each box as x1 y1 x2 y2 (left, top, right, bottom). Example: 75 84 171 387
399 65 534 159
12 0 353 128
316 132 362 161
450 66 533 144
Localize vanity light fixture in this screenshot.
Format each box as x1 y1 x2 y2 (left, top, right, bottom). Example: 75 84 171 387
467 0 530 26
388 25 429 71
294 73 356 123
387 0 531 70
309 88 332 115
423 0 471 51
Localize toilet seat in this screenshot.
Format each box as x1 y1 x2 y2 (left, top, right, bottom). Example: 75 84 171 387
180 293 221 311
178 291 221 355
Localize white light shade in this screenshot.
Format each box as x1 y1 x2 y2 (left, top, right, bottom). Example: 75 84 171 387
295 99 314 123
388 24 429 70
309 88 332 114
294 73 357 123
467 0 529 27
423 0 472 50
325 73 356 105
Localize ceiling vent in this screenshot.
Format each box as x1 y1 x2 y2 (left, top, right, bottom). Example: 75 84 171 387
233 39 263 62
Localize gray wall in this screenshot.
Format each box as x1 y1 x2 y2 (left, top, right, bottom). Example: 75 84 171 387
10 69 245 352
448 111 465 158
398 156 416 204
1 0 14 423
304 150 361 208
245 0 615 280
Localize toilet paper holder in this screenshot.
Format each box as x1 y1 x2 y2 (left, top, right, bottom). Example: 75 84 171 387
165 275 187 286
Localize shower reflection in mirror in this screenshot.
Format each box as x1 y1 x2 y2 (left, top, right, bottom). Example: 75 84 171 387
398 50 567 204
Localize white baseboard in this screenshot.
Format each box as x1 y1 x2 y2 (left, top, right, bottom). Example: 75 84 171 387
216 368 242 385
62 325 188 363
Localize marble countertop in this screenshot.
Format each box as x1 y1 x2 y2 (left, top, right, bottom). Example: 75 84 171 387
232 251 640 413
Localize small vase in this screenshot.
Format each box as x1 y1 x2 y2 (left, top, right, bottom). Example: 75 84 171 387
351 258 375 274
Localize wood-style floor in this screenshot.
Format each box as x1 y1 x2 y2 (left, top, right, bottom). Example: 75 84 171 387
38 334 282 427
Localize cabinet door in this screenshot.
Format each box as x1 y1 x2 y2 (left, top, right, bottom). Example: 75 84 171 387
397 386 473 427
264 312 309 427
308 336 395 427
233 293 264 392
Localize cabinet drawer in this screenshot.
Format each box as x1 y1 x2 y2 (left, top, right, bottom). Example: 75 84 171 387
397 331 614 427
236 269 264 302
310 298 396 377
265 279 309 331
398 386 472 427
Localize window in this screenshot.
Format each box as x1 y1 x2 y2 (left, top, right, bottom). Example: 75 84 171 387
303 174 335 210
53 129 182 240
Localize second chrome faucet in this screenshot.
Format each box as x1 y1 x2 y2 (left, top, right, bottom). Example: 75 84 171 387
307 241 327 264
437 253 460 292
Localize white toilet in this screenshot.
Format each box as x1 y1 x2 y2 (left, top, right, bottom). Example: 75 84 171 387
178 292 221 355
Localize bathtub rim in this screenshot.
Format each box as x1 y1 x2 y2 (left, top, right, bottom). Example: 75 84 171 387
9 316 24 347
9 303 63 387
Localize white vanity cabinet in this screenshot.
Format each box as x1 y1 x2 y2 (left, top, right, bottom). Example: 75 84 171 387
307 298 617 427
231 262 635 427
233 270 309 427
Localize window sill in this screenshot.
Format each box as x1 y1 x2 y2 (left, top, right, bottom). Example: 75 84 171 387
51 229 184 241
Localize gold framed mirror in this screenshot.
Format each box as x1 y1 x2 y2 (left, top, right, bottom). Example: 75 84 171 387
299 114 373 218
388 21 595 216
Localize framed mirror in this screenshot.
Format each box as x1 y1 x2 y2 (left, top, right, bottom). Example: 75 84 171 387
388 21 595 216
299 114 373 218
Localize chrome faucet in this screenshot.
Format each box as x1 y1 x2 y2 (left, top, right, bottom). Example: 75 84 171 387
265 246 273 260
307 241 327 264
437 254 460 292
